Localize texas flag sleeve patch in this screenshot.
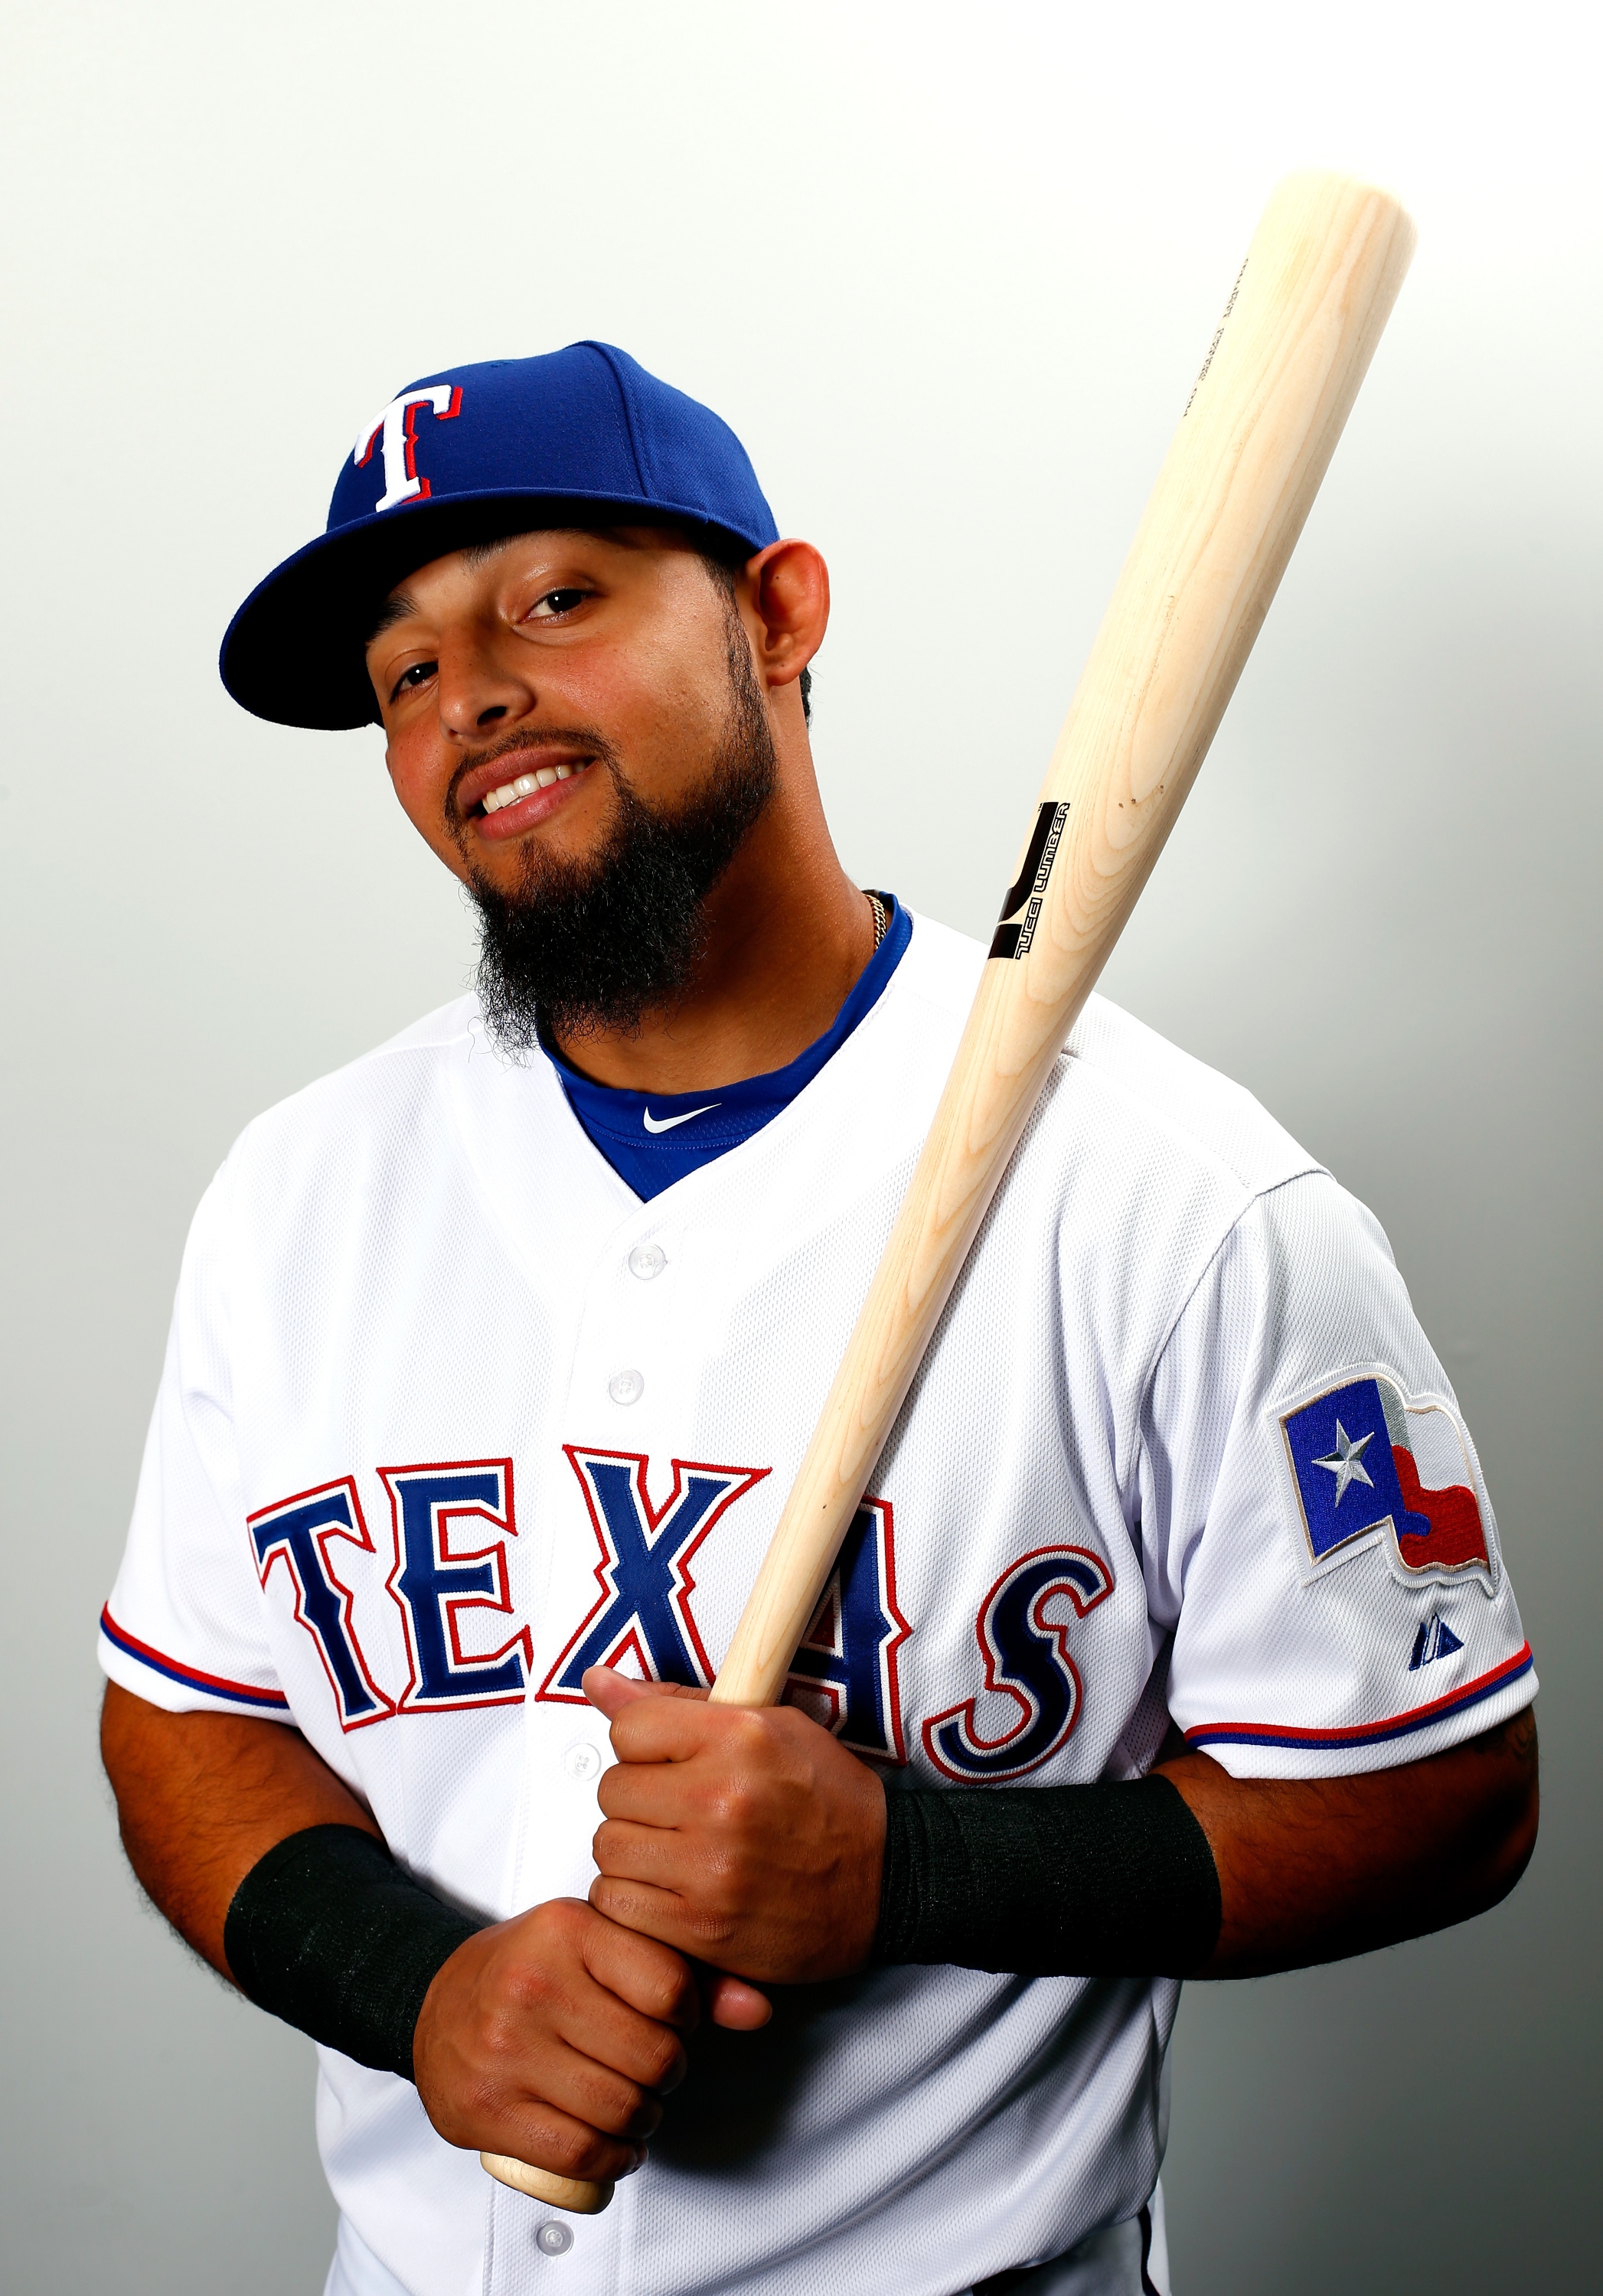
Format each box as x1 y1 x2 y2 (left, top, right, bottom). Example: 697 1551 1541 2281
1280 1371 1491 1577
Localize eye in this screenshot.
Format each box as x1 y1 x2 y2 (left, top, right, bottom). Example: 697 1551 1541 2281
525 587 590 621
388 659 437 704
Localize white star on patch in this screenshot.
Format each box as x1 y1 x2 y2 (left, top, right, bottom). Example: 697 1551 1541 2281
1312 1420 1376 1506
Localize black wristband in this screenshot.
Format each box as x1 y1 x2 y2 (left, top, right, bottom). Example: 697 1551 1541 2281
872 1776 1221 1978
223 1825 486 2080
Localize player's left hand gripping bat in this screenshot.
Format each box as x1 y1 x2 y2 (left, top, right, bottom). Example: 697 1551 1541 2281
485 166 1417 2215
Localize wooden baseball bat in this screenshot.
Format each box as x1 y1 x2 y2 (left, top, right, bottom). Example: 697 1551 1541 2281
485 166 1415 2215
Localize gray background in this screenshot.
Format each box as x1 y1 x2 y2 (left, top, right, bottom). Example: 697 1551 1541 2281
2 2 1597 2289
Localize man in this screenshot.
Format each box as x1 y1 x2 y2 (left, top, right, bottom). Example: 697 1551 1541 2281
100 343 1538 2296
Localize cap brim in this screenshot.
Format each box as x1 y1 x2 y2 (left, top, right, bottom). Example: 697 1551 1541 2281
219 490 762 732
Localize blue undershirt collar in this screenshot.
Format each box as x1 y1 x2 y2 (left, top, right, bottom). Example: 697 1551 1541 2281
544 895 912 1200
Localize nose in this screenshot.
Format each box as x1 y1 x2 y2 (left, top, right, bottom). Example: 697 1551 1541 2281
436 631 534 741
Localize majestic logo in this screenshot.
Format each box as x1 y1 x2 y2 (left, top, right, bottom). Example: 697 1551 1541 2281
642 1103 720 1133
782 1498 910 1763
1409 1613 1465 1671
923 1544 1114 1781
380 1459 532 1711
540 1450 770 1698
989 800 1069 962
248 1478 396 1730
1279 1371 1491 1578
354 384 462 513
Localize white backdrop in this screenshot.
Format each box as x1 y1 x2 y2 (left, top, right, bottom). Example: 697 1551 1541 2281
2 4 1598 2291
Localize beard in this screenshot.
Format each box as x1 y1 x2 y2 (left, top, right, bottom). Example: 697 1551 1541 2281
464 609 779 1052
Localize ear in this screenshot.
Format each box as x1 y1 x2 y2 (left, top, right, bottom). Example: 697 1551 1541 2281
740 539 830 694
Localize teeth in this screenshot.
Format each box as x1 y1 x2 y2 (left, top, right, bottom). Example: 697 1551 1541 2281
480 761 586 816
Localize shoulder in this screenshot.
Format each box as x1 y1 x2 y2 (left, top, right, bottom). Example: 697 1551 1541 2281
899 906 1319 1205
1056 993 1319 1202
219 994 483 1195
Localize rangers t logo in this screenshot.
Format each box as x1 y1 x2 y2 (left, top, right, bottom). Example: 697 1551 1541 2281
1279 1371 1491 1577
354 383 462 512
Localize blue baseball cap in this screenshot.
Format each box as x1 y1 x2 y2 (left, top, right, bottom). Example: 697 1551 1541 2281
220 342 780 731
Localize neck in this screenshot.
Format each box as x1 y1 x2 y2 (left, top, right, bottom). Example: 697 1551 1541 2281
549 772 876 1095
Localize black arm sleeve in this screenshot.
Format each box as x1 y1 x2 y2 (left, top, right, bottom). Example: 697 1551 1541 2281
872 1776 1221 1977
223 1825 487 2080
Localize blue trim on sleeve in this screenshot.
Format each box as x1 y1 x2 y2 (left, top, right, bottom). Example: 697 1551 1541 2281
100 1606 292 1711
1184 1644 1533 1752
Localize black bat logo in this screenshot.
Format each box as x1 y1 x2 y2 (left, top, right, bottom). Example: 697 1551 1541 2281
988 800 1069 960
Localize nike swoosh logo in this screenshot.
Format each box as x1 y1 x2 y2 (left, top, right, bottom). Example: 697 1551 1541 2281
642 1102 721 1133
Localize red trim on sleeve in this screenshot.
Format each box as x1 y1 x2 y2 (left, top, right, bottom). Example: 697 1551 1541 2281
100 1606 291 1710
1184 1643 1533 1753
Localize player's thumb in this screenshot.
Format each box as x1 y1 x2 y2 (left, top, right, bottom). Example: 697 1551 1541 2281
703 1970 773 2032
583 1665 712 1720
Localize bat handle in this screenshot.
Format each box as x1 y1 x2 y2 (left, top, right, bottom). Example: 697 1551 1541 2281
480 2151 615 2214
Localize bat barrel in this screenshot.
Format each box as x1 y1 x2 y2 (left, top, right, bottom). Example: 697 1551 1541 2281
713 167 1414 1714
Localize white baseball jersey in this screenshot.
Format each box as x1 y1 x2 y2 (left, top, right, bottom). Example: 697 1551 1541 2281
100 912 1533 2296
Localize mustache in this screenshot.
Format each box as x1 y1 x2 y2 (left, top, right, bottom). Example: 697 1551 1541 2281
444 724 625 827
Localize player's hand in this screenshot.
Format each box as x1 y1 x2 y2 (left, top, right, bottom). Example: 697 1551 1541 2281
411 1895 767 2183
584 1668 888 1985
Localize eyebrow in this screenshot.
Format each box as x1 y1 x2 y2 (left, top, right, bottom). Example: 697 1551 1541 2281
364 526 646 647
366 589 420 645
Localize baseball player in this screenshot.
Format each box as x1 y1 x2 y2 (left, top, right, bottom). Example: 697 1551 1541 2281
99 345 1538 2296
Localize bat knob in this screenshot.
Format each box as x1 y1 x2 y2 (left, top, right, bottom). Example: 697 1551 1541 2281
479 2151 615 2214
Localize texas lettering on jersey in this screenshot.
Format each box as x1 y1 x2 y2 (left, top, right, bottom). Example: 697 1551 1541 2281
240 1449 1115 1776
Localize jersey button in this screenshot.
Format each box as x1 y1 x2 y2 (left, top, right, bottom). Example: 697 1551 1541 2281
536 2221 574 2255
564 1743 602 1783
628 1243 667 1280
608 1368 645 1406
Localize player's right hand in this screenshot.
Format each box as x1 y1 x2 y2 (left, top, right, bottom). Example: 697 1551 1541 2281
412 1896 732 2183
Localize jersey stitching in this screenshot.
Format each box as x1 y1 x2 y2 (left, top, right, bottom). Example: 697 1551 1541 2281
583 341 653 496
1128 1167 1334 1562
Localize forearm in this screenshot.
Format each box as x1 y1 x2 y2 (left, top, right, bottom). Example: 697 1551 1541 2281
1158 1708 1539 1977
101 1679 756 2186
100 1680 378 1977
871 1711 1539 1983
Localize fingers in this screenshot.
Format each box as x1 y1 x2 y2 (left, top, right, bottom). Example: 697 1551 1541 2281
480 1913 692 2095
516 2027 668 2138
590 1871 715 1961
579 1902 703 2033
410 1900 701 2178
702 1971 773 2030
470 2092 648 2190
592 1811 698 1886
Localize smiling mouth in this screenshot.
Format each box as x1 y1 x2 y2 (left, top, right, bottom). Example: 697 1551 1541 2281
478 759 592 815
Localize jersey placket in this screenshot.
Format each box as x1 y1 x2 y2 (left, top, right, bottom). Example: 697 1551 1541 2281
491 1205 703 2296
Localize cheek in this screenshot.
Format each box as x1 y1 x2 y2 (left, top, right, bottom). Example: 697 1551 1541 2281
384 734 467 866
567 630 730 770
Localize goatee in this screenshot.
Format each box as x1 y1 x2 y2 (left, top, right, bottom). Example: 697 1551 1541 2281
466 618 778 1052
